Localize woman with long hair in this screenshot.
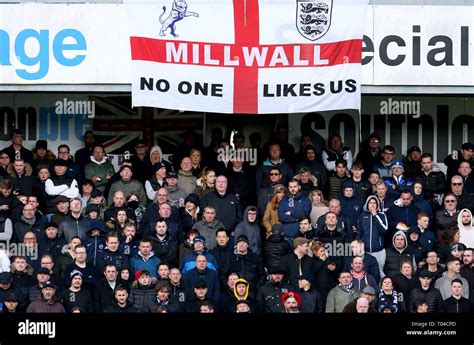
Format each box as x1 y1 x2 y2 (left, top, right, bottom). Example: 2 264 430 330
309 188 329 227
263 185 286 238
194 167 216 200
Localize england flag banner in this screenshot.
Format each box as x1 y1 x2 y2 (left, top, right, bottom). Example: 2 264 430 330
129 0 368 114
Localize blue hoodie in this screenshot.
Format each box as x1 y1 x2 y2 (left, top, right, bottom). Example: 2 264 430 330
83 220 106 268
357 196 388 253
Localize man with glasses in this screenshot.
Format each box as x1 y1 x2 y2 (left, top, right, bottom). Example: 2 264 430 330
435 193 459 239
450 175 474 212
257 167 283 216
373 145 396 179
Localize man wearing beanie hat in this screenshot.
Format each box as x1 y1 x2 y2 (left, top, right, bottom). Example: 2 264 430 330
404 146 422 179
33 139 56 167
62 270 93 312
62 244 98 292
181 235 218 275
282 291 302 312
227 235 266 295
383 161 413 197
295 145 328 194
38 221 67 261
355 132 382 179
179 193 202 235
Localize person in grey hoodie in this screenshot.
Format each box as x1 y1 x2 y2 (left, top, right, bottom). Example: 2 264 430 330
357 195 388 277
434 256 469 300
234 206 262 255
383 230 416 278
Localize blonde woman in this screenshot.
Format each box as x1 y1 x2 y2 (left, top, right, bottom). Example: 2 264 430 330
309 189 329 226
194 167 216 200
263 184 286 238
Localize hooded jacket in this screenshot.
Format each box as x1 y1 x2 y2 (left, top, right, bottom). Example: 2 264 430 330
458 208 474 248
83 221 107 267
234 207 262 255
434 271 470 300
263 231 292 273
387 200 421 234
384 231 416 278
339 192 364 232
357 196 388 253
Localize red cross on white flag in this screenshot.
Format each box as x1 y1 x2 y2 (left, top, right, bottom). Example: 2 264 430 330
129 0 368 114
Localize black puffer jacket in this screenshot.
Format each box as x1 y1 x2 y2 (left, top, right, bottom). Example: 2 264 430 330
409 285 443 313
263 232 291 273
414 167 446 200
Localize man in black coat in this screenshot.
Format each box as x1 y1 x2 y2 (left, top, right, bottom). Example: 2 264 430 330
282 237 316 289
409 270 443 313
93 264 125 312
